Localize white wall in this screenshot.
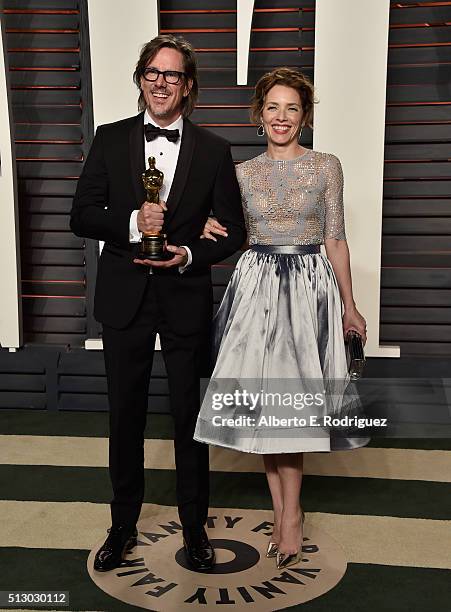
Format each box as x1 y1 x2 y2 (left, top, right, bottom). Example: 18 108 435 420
87 0 159 127
0 19 22 349
237 0 254 85
314 0 399 357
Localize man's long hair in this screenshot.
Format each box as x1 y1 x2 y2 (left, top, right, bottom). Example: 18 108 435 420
133 34 199 116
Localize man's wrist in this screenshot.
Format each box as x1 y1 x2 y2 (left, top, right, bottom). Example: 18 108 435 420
129 209 142 243
179 245 192 273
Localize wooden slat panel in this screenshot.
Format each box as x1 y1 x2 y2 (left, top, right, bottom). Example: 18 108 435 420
231 144 267 161
57 394 169 412
11 89 80 104
7 51 79 67
23 196 74 213
195 49 302 69
389 343 451 357
211 266 235 285
383 218 451 234
381 307 451 324
10 71 81 88
3 1 89 347
382 253 451 267
197 67 292 87
17 162 83 179
384 143 451 159
388 46 451 63
381 324 451 342
383 200 451 217
382 233 451 250
161 11 300 29
21 179 78 196
16 143 83 161
0 350 46 372
386 124 451 142
58 375 169 395
14 123 82 140
0 392 46 409
162 30 299 49
387 64 451 86
21 282 84 297
22 296 86 316
13 106 81 122
389 5 451 24
25 213 71 231
26 231 82 248
387 24 451 45
4 0 78 9
384 162 451 179
6 32 79 50
162 0 303 9
381 268 451 288
198 88 253 105
22 248 84 266
0 373 45 391
5 14 79 28
383 180 450 198
58 349 167 377
386 83 451 103
26 332 86 345
22 265 84 282
193 107 251 123
23 315 86 333
381 288 451 307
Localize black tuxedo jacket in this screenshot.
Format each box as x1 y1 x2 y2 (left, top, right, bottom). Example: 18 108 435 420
70 113 246 332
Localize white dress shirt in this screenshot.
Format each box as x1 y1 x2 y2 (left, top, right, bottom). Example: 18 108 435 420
129 110 192 271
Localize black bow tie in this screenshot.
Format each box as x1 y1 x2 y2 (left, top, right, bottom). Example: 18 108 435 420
145 123 180 143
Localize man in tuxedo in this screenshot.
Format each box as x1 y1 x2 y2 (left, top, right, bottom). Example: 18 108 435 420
70 34 246 572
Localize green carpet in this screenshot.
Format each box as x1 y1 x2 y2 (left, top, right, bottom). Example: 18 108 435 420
1 408 450 611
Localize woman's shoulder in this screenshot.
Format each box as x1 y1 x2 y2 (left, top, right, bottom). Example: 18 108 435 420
311 150 342 167
236 153 267 178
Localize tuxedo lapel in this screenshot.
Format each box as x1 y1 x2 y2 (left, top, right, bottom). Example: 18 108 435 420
165 117 196 223
129 112 146 205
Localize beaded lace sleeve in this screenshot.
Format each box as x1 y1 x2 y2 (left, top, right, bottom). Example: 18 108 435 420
236 168 251 237
324 154 347 241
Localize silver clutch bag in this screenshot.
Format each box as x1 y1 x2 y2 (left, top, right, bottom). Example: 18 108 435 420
345 330 365 380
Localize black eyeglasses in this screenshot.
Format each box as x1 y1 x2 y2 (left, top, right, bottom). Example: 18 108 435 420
143 67 185 84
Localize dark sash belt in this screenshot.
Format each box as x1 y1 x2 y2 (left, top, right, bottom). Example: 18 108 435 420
251 244 321 255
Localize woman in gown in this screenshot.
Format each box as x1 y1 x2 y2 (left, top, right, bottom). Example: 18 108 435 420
193 68 367 569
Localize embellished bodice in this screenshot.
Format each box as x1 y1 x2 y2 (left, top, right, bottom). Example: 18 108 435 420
236 150 347 246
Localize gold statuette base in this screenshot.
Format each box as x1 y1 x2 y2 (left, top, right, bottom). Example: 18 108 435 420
138 234 171 261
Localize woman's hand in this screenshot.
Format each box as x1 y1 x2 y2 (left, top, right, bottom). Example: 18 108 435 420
200 217 228 241
343 306 367 346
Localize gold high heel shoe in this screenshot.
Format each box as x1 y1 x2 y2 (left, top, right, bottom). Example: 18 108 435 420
275 508 305 570
268 508 305 561
266 541 279 558
276 547 302 569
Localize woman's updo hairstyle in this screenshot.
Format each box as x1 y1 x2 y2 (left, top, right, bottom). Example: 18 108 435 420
250 67 316 128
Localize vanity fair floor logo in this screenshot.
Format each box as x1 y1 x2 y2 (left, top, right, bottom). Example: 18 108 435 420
87 508 347 610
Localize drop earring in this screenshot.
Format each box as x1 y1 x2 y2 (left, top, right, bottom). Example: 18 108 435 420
257 124 265 137
298 126 304 143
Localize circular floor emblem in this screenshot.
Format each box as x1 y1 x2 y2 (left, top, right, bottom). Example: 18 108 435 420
88 508 347 610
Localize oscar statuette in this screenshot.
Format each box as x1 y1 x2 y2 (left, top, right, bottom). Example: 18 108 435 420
139 156 169 260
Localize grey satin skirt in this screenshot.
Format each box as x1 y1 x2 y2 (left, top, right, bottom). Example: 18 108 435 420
194 245 369 453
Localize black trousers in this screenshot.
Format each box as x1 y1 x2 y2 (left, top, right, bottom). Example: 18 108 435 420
102 274 210 530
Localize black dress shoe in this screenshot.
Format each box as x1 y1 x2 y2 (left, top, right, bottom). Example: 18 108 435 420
93 526 138 572
183 526 215 571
